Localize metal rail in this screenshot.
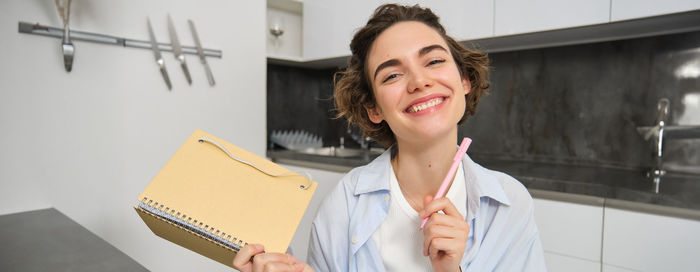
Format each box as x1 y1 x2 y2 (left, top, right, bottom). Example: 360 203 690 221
18 22 222 58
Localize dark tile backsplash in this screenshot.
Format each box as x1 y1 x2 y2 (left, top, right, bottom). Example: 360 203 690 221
267 30 700 174
266 65 344 147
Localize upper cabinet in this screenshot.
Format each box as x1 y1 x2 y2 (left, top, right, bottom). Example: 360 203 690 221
494 0 610 36
611 0 700 21
412 0 494 41
267 0 303 60
271 0 700 66
302 0 377 60
303 0 495 61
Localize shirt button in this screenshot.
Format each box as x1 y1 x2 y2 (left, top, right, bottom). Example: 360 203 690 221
351 237 358 244
384 195 390 201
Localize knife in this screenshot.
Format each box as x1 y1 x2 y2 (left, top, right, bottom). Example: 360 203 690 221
188 20 215 86
147 18 172 90
167 14 192 85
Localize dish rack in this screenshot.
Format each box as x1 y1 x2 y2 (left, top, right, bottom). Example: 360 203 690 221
269 130 323 150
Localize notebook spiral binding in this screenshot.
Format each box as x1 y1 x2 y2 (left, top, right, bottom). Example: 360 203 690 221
136 197 246 252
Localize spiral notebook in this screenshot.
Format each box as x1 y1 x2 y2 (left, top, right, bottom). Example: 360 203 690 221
134 129 317 268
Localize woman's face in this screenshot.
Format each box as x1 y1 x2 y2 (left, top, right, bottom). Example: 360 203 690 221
366 21 470 145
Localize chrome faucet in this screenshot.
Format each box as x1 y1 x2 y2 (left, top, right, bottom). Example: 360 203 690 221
636 97 700 193
644 98 670 193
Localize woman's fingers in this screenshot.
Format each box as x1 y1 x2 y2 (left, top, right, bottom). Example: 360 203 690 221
419 196 470 271
427 237 461 259
422 214 468 256
420 196 461 219
233 244 265 271
232 244 303 272
259 260 305 272
252 253 297 272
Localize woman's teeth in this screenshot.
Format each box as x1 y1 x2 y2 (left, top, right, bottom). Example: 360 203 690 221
408 97 444 113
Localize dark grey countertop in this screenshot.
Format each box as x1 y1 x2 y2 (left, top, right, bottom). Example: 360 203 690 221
268 150 700 217
477 158 700 210
0 208 147 272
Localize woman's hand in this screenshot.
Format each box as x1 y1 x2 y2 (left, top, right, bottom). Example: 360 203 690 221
232 244 314 272
419 196 469 272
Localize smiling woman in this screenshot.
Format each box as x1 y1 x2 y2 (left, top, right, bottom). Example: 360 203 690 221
234 4 546 272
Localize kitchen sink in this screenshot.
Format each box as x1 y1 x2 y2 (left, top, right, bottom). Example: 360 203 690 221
297 146 384 158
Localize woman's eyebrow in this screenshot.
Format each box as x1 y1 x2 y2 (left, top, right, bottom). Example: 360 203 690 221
419 44 447 56
373 44 448 81
373 59 400 81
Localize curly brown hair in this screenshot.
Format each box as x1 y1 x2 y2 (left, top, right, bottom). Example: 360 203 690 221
334 3 490 148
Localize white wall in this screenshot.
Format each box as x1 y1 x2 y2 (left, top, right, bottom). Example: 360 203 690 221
0 0 266 271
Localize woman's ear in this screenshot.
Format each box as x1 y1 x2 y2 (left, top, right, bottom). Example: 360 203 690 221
366 106 384 124
462 78 471 95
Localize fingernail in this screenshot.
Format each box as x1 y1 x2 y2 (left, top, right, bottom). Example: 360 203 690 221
254 244 264 251
294 263 305 271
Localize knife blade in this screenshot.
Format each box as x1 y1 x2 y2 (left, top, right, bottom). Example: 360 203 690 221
188 20 215 86
147 18 172 90
167 14 192 85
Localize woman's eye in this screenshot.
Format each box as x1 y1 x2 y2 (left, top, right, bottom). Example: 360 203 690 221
428 59 445 66
382 74 398 83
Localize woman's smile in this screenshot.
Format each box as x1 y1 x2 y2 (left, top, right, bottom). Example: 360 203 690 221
405 95 447 115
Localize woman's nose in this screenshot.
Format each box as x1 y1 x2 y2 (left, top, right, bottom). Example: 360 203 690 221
407 68 433 93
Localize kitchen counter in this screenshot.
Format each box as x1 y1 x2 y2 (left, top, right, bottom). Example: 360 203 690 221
268 149 700 220
0 208 147 271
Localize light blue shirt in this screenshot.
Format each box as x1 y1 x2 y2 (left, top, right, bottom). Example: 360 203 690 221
307 148 547 271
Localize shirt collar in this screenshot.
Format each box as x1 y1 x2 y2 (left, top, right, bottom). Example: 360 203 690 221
354 146 512 210
354 148 393 196
462 154 511 221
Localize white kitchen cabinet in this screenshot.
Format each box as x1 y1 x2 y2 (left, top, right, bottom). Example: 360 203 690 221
494 0 610 36
544 252 601 272
303 0 380 60
602 264 637 272
267 7 303 59
303 0 494 61
610 0 700 21
533 197 604 264
410 0 494 41
602 207 700 272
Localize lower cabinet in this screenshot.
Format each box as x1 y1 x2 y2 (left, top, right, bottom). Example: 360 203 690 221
602 264 638 272
533 197 604 270
602 207 700 272
535 197 700 272
544 252 601 272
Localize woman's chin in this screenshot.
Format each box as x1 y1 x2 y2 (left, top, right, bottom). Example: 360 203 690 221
400 125 458 144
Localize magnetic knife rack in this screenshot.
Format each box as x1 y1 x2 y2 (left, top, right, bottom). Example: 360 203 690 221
17 22 222 58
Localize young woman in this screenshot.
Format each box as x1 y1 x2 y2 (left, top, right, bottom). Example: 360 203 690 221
234 4 546 272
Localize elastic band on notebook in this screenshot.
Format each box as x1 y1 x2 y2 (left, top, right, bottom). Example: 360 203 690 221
197 137 313 190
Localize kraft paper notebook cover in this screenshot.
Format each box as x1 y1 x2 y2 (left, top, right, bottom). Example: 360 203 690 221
134 129 317 268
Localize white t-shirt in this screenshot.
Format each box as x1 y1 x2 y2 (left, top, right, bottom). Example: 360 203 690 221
371 162 468 272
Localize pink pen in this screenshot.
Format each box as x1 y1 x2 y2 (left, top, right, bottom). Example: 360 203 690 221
420 137 472 228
